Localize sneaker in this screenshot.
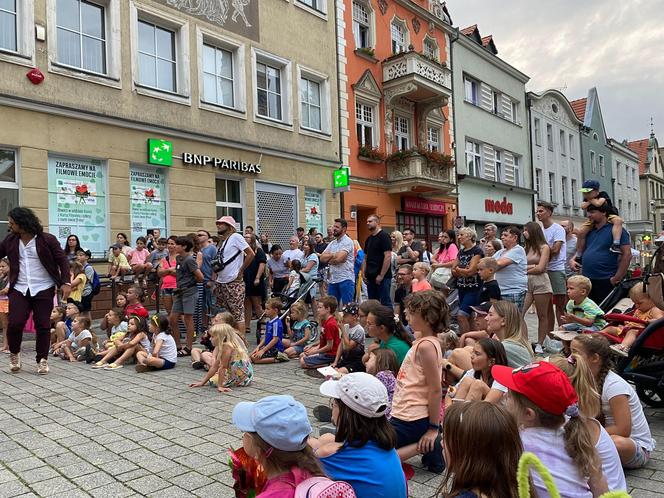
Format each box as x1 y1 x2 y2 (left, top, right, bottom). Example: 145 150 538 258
276 351 290 362
610 344 629 357
84 345 96 364
37 359 49 375
9 352 21 373
104 363 123 370
534 343 544 355
91 361 106 369
609 244 621 254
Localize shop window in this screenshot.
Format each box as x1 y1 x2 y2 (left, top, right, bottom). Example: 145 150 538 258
305 188 325 235
0 0 17 52
356 101 375 148
56 0 107 74
0 149 19 234
395 116 410 151
130 165 168 244
216 178 243 228
47 154 108 257
202 43 234 108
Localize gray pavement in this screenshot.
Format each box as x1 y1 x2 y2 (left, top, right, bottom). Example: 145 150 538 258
0 322 662 497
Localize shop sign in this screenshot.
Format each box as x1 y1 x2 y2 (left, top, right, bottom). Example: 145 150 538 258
48 155 108 256
333 167 350 193
485 197 514 215
130 166 168 244
403 197 447 215
146 139 262 174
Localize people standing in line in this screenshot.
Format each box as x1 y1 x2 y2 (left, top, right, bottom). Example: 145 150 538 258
320 218 355 306
283 236 304 268
479 223 503 254
396 228 422 266
522 222 554 353
452 227 484 334
62 234 82 262
536 201 567 327
561 220 578 277
215 216 255 336
0 207 71 375
243 233 267 335
493 226 528 313
197 230 218 328
363 215 393 307
157 236 178 315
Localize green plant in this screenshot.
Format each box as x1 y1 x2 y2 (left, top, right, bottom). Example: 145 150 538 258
357 47 375 58
385 148 417 164
416 147 454 168
358 146 385 161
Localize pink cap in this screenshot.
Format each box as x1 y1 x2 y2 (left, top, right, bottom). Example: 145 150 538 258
216 215 237 227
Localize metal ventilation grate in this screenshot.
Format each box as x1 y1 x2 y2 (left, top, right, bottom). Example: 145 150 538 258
256 182 297 248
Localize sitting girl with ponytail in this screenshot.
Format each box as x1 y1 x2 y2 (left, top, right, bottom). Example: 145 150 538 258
493 361 608 497
362 304 413 367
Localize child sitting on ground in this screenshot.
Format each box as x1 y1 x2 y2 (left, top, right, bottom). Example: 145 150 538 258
604 282 664 356
135 314 177 372
0 257 9 353
53 316 94 362
560 275 607 332
575 179 624 259
251 298 289 364
365 348 399 419
331 303 365 374
283 302 311 358
53 302 79 345
49 306 66 346
92 316 150 370
189 324 253 391
411 262 432 292
125 285 149 319
191 312 241 369
94 308 129 359
128 236 153 286
300 296 341 369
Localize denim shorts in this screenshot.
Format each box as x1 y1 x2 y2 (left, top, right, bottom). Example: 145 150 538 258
290 344 305 355
302 353 334 367
158 359 176 370
624 443 650 469
390 416 444 473
457 289 481 317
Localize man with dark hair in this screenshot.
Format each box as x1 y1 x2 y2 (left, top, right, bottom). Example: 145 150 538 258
536 201 567 332
363 214 392 306
0 207 71 374
493 225 527 313
396 228 423 265
320 218 355 305
394 265 413 326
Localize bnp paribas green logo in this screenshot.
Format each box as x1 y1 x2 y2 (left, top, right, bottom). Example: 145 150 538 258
148 139 173 166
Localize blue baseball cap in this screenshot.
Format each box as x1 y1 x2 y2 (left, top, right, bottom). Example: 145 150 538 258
580 179 600 192
232 395 311 451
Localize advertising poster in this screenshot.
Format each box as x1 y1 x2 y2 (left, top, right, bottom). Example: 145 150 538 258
130 165 168 244
305 189 324 234
48 155 107 256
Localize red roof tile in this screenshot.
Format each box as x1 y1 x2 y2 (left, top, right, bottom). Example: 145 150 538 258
481 35 493 47
628 139 650 175
460 25 477 36
570 98 587 121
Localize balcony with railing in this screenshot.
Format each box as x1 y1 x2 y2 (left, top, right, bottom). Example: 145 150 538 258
382 50 452 102
385 149 455 194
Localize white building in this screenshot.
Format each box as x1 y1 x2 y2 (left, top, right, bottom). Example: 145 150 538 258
527 90 585 225
608 139 641 227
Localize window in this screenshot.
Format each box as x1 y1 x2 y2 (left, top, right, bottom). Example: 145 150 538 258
56 0 106 74
616 161 622 184
391 20 407 54
352 1 371 49
569 134 575 158
548 172 555 202
546 124 553 151
618 199 623 214
256 61 282 121
138 20 176 92
395 116 410 151
216 178 243 225
202 43 234 108
0 0 17 52
513 156 521 187
300 77 321 131
356 101 375 147
466 141 483 177
571 179 578 207
561 176 568 206
464 77 478 105
627 201 632 220
511 101 518 123
427 126 440 152
590 151 596 174
535 169 543 197
599 155 605 176
534 118 541 146
297 0 325 13
632 168 637 189
0 149 19 234
559 130 566 155
492 91 501 115
494 149 504 182
423 37 438 61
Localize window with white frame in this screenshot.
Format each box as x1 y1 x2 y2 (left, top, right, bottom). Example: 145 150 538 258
423 37 438 61
562 176 568 206
511 101 518 123
356 101 375 148
513 155 521 187
548 172 555 202
56 0 106 74
427 126 440 152
632 167 637 188
297 0 325 13
492 90 501 115
559 130 566 155
395 116 410 151
546 124 553 151
534 118 541 146
0 0 17 52
391 19 407 54
138 20 176 92
494 149 504 182
256 61 283 121
571 179 578 207
216 178 243 225
466 141 482 177
569 134 575 158
352 1 371 49
590 151 597 174
300 76 321 131
202 43 234 108
535 168 543 197
0 149 20 234
464 76 478 105
599 155 605 176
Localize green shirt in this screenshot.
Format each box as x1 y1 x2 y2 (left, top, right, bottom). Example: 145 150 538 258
566 297 607 329
379 335 411 366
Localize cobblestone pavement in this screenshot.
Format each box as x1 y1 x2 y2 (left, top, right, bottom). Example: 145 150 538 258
0 325 662 497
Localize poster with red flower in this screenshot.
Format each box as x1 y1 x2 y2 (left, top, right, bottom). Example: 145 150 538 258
129 166 168 244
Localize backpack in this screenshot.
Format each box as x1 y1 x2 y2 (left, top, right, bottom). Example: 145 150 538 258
295 477 356 498
85 264 101 296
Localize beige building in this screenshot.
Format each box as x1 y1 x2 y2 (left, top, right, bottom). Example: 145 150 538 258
0 0 340 254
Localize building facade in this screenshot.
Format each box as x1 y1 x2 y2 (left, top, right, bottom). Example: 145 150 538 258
0 0 340 253
609 139 642 224
528 89 584 225
630 131 664 235
453 25 533 233
336 0 456 247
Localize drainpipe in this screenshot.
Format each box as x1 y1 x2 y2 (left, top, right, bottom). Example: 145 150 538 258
333 0 345 219
449 27 460 216
527 97 536 218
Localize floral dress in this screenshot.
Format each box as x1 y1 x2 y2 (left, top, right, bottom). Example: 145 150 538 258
209 347 254 388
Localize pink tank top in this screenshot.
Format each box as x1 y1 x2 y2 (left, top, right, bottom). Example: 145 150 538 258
161 256 177 289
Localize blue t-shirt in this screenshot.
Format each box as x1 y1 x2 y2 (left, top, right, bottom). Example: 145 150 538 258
200 244 218 281
264 317 284 352
493 245 528 294
320 441 407 498
582 224 630 280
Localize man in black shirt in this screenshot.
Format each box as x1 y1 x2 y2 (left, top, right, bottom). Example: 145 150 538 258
396 228 423 265
362 214 393 306
394 265 413 326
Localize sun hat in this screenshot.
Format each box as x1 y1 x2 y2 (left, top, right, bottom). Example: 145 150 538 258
492 361 578 416
580 179 600 192
216 215 237 227
232 395 311 452
319 372 388 418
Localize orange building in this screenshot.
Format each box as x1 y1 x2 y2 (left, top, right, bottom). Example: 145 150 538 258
336 0 457 248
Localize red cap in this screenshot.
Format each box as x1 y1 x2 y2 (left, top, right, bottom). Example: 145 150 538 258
492 362 578 416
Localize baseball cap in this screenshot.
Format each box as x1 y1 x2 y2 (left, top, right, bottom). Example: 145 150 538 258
216 215 237 227
342 303 359 315
470 302 491 315
232 395 311 451
551 329 582 342
492 362 578 416
580 179 600 193
319 372 389 418
77 248 92 258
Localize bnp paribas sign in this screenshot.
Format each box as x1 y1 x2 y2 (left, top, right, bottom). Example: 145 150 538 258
147 138 262 174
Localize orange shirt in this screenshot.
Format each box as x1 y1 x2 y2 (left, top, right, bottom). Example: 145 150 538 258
412 279 432 293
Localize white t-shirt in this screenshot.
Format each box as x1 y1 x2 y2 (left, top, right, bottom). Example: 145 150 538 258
69 329 92 349
288 270 301 296
601 371 655 451
543 223 567 272
156 332 177 363
111 321 128 336
345 323 366 349
591 418 626 491
216 233 249 284
323 234 355 284
461 369 507 393
283 248 304 266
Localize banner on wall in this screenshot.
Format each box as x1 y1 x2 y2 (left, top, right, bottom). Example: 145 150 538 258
130 165 168 244
305 189 324 234
48 155 108 256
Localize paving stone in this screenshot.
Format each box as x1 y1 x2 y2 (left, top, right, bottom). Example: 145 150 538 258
167 471 214 491
0 481 31 498
29 476 78 496
87 482 135 498
147 486 192 498
8 457 46 472
58 461 99 479
72 471 116 491
14 465 60 485
125 475 171 494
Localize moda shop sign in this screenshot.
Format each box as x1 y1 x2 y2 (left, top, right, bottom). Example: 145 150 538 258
147 139 262 174
458 182 532 224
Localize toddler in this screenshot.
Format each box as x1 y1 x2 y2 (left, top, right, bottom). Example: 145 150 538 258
128 236 153 286
135 314 178 372
411 262 432 292
575 179 624 259
0 258 9 353
331 303 365 374
108 243 131 280
96 308 128 357
560 275 607 332
285 259 303 297
53 316 94 362
365 348 399 419
251 298 289 364
283 302 311 358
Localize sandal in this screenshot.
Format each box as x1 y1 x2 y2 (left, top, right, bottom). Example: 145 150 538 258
191 360 204 370
177 347 191 357
104 363 123 369
610 344 629 357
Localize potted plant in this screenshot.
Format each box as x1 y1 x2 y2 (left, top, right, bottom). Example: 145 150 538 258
358 145 385 162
